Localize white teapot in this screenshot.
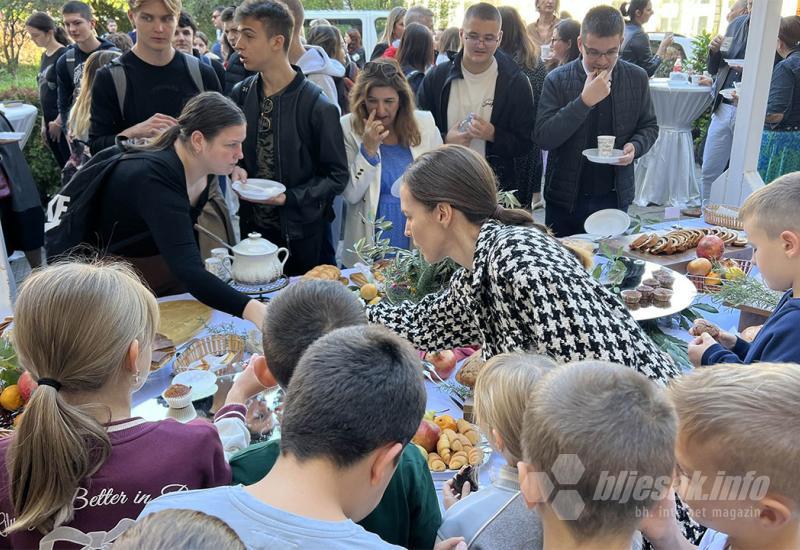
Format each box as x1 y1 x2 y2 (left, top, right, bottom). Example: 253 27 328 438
228 233 289 284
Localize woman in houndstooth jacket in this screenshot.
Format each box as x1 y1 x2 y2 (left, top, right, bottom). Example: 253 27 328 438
367 144 678 383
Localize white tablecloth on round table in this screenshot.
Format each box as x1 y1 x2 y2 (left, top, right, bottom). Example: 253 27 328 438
634 80 713 208
0 103 38 150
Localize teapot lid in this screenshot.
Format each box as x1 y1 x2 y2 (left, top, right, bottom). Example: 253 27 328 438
232 232 278 256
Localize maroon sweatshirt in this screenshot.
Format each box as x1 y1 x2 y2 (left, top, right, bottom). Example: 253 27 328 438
0 416 231 549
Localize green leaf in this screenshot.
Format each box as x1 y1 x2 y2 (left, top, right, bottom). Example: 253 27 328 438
691 303 719 313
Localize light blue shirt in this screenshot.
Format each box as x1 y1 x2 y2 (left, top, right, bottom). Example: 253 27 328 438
698 528 729 550
140 485 403 550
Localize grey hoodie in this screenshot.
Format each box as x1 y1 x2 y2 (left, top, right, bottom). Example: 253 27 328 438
297 45 345 112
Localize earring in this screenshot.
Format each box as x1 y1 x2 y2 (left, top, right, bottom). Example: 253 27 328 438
133 372 140 385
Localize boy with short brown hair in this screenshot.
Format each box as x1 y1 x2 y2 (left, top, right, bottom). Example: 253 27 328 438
517 360 677 549
643 362 800 550
688 172 800 366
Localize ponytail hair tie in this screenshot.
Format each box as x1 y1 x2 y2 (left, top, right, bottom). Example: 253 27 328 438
37 378 62 391
493 205 504 219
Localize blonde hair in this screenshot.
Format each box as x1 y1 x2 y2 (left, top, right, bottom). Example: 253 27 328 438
113 509 245 549
349 59 421 148
739 171 800 238
7 261 159 534
522 361 676 542
473 353 556 464
129 0 181 15
668 362 800 502
382 6 407 43
68 50 120 142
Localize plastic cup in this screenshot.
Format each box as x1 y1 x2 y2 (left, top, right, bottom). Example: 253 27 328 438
597 135 616 157
540 44 552 61
691 74 702 85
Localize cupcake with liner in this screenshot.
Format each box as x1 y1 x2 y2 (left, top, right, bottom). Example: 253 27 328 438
636 285 655 305
620 289 641 306
162 383 193 409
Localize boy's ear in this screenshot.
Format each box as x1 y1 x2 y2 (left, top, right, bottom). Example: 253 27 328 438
125 339 140 375
779 230 800 258
491 428 505 453
756 495 793 530
517 461 548 510
370 443 403 486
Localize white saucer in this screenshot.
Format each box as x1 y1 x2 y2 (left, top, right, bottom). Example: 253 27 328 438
0 132 24 143
719 88 736 100
724 58 745 69
584 209 631 237
582 148 625 164
232 179 286 201
173 370 218 400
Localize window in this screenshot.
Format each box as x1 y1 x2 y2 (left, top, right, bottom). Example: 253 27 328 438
303 18 362 38
375 17 387 40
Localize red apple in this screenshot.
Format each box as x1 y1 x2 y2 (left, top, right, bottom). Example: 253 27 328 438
696 235 725 261
425 350 457 380
411 419 441 452
18 371 37 403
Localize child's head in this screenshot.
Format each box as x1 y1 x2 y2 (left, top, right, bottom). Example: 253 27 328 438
518 361 676 544
739 172 800 292
262 280 365 388
280 325 426 521
473 353 556 465
114 509 245 549
8 261 158 534
668 363 800 544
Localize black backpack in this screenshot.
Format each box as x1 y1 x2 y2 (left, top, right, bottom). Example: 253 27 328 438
44 146 149 258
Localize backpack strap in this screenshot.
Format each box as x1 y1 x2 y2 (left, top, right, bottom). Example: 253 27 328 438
66 47 75 76
182 53 204 93
108 57 127 116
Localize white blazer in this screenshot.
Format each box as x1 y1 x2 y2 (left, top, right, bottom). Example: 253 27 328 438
339 110 442 268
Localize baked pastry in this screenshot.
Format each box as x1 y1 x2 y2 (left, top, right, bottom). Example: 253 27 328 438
636 285 655 305
449 451 468 470
457 419 480 445
468 447 482 466
427 452 446 472
302 264 342 281
620 290 641 306
455 350 485 388
691 319 720 338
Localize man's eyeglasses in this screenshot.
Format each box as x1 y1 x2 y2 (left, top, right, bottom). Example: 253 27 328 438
363 61 400 78
583 48 619 60
464 33 499 45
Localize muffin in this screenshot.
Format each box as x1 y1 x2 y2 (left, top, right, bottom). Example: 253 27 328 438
162 383 193 409
653 288 673 306
654 271 674 289
636 285 655 305
620 289 641 306
642 277 659 289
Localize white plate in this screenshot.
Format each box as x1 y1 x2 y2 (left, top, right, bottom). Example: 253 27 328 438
582 148 625 164
724 58 745 69
173 370 218 400
0 132 24 143
232 179 286 201
719 88 736 100
584 209 631 237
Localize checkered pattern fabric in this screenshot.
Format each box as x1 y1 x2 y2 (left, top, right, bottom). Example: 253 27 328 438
368 221 679 383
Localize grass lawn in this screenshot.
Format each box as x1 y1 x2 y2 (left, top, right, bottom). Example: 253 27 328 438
0 65 38 94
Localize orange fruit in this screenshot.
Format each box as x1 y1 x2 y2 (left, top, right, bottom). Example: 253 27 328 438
0 385 23 412
434 414 457 431
706 272 722 286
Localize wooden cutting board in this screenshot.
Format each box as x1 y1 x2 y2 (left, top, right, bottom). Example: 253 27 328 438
605 233 753 272
158 300 213 345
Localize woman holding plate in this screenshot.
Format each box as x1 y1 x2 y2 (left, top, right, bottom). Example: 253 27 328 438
367 144 680 383
89 92 265 325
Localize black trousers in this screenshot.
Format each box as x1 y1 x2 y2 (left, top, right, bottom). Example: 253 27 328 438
545 192 620 238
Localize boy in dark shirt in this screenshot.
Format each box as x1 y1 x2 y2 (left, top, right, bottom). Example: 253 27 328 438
88 0 221 153
54 1 117 126
229 281 442 549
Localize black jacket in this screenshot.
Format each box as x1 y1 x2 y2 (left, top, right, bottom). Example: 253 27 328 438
224 52 256 96
535 58 658 211
230 69 348 240
417 50 536 198
621 23 662 77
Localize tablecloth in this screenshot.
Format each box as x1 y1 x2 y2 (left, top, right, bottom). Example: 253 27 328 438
0 103 38 150
634 80 713 208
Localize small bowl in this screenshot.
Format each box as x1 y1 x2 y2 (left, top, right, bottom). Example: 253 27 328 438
162 383 193 409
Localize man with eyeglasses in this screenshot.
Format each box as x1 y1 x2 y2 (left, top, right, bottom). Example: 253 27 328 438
417 2 536 201
229 0 348 275
535 5 657 237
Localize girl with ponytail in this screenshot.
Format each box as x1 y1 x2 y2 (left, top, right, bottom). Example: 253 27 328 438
26 11 72 167
0 261 232 547
367 145 680 383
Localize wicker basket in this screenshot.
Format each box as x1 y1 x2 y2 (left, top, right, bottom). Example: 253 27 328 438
687 258 753 294
173 334 246 374
703 204 744 231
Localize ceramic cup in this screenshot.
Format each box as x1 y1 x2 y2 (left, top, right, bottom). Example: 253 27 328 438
597 135 616 157
205 257 230 280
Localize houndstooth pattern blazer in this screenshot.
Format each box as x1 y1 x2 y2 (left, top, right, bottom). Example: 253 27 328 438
367 221 680 383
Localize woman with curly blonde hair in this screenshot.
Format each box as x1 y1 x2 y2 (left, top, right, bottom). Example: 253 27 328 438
339 58 442 266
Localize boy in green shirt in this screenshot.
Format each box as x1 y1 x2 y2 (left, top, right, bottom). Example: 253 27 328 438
230 280 441 548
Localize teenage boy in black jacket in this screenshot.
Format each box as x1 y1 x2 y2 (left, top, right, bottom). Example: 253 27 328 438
417 2 535 203
229 0 348 276
53 1 118 131
88 0 221 153
535 5 657 237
